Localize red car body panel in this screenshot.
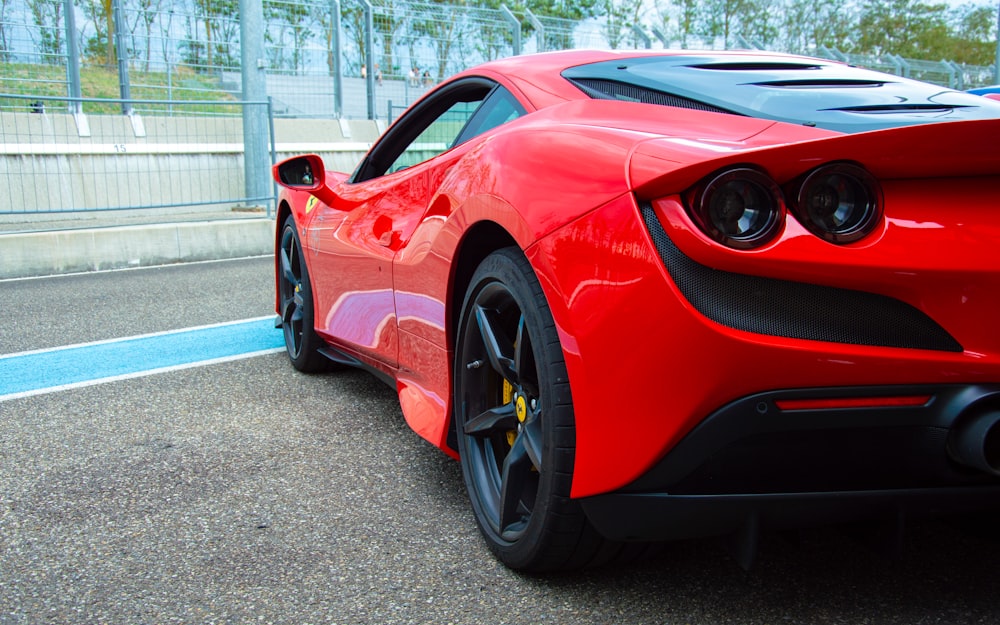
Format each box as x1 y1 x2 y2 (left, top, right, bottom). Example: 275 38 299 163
274 50 1000 500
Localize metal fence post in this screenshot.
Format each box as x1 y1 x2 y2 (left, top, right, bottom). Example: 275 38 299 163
651 26 669 48
525 9 544 52
632 25 651 49
331 0 343 118
950 61 965 90
111 0 132 114
995 0 1000 84
268 97 278 218
895 54 911 78
360 0 375 120
500 5 521 56
940 60 957 88
64 0 82 112
240 0 272 210
819 46 848 63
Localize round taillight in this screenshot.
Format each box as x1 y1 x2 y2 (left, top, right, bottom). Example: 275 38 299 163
794 163 881 244
692 168 784 249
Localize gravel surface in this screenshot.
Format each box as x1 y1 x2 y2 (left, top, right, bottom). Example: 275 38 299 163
2 259 1000 624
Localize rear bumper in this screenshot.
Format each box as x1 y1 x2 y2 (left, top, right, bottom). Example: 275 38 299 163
580 384 1000 542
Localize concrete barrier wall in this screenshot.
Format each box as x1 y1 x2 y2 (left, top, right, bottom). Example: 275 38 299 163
0 219 278 278
0 112 385 215
0 112 388 278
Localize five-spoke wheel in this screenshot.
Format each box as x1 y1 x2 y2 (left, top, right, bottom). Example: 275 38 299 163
454 248 595 571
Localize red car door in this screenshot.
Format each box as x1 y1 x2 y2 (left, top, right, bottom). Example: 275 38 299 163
304 176 399 367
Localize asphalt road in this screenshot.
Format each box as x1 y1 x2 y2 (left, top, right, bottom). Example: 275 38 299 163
2 257 1000 624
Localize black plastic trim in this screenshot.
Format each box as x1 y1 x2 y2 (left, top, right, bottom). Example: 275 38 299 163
626 384 1000 493
581 383 1000 542
318 345 396 388
581 486 1000 542
640 202 963 352
567 78 734 114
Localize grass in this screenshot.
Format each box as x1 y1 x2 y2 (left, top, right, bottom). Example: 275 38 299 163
0 62 241 115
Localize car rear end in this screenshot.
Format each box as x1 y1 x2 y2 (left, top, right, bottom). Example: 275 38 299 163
523 60 1000 548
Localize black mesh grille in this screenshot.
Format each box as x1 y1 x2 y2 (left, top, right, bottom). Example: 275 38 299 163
570 78 734 114
639 202 963 352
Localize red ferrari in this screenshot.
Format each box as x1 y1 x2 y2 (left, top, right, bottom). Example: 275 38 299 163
273 49 1000 571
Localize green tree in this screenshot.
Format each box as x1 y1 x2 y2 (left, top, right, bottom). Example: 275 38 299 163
100 0 116 66
341 3 365 75
81 0 114 67
312 2 338 76
856 0 950 58
193 0 238 69
412 0 467 80
601 0 644 49
0 0 13 62
342 0 404 77
738 0 778 47
673 0 701 48
780 0 857 53
943 2 996 65
476 0 598 20
265 0 313 71
528 0 599 20
29 0 64 60
375 0 405 78
697 0 774 48
118 0 167 72
472 11 516 62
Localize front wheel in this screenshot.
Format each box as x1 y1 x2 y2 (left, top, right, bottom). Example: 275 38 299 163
454 248 602 571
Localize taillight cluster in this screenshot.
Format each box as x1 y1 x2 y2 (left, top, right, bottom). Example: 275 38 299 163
685 162 882 249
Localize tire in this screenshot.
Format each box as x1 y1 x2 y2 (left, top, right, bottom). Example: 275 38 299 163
277 215 330 373
454 247 603 571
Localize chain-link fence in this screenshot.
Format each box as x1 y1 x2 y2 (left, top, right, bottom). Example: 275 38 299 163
5 0 996 121
1 0 72 103
2 0 998 218
811 46 993 91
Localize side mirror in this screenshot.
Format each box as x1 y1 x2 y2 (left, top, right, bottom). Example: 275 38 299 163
273 154 340 208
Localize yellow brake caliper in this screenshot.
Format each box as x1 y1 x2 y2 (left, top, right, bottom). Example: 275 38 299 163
503 379 517 447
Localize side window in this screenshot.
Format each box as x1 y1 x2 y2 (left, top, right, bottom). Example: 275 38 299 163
352 79 528 183
387 100 481 174
454 87 527 146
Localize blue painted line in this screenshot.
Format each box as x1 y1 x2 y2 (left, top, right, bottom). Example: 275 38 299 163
1 317 285 400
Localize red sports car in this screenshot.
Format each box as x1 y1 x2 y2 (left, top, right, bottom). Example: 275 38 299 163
272 49 1000 571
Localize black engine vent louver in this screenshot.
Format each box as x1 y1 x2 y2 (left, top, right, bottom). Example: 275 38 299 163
753 79 887 89
688 62 823 71
570 78 735 115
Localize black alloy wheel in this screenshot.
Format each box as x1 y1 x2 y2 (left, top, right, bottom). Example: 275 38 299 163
454 247 600 571
278 215 329 372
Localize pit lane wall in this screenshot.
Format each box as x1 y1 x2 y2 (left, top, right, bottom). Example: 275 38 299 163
0 112 385 278
0 111 385 216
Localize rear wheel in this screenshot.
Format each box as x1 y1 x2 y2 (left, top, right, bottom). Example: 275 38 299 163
454 248 601 571
277 215 329 372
